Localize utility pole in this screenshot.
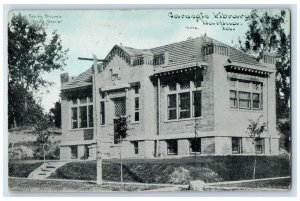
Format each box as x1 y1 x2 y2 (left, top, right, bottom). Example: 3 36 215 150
78 56 107 185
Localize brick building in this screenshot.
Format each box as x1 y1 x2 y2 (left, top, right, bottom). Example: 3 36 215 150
59 36 279 160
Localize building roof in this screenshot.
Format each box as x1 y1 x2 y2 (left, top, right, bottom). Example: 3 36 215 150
150 36 262 68
62 36 265 90
118 45 153 56
62 67 93 90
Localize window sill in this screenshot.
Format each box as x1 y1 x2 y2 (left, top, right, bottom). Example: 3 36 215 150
190 152 201 155
164 117 203 123
229 108 263 112
131 122 140 125
69 128 94 131
167 153 178 155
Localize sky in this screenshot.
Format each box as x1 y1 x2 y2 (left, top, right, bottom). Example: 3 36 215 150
9 9 290 111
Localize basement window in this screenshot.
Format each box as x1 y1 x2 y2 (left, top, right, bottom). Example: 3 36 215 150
167 140 178 155
255 138 265 154
100 101 105 125
70 146 78 159
132 141 139 154
190 138 201 154
232 137 242 154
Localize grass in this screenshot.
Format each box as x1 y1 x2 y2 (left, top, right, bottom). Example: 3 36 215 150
215 178 291 189
47 155 291 184
8 178 162 192
8 161 43 178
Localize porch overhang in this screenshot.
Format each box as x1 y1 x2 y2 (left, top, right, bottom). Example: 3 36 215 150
151 62 207 78
224 62 274 77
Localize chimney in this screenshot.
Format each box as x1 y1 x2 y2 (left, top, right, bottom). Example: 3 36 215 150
164 51 169 66
260 52 276 68
60 73 69 84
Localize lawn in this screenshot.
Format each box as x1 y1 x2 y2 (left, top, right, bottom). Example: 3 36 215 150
216 178 291 189
47 155 291 185
8 161 43 178
8 178 165 192
204 177 291 191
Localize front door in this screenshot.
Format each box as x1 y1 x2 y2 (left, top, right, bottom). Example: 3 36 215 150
113 97 126 144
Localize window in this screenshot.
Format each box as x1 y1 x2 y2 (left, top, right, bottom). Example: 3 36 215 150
229 79 263 111
70 96 93 129
166 79 202 120
70 146 78 159
132 57 144 66
80 97 87 104
239 80 250 90
252 93 260 109
194 70 203 88
88 96 93 103
153 54 165 66
167 140 178 155
190 138 201 153
230 90 237 108
239 92 251 109
193 91 201 117
88 105 93 127
179 79 190 90
255 138 264 154
168 81 176 92
100 101 105 125
71 107 78 129
79 106 88 128
179 92 191 118
168 94 177 120
114 97 126 117
134 97 139 122
229 79 237 88
232 137 242 154
133 141 139 154
132 84 140 122
72 99 78 105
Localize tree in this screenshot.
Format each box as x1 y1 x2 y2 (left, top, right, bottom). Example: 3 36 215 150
8 13 68 127
49 101 61 128
238 9 290 120
277 120 291 152
33 116 59 160
246 115 267 179
8 83 45 128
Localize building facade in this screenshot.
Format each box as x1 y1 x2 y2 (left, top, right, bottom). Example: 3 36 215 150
59 36 279 160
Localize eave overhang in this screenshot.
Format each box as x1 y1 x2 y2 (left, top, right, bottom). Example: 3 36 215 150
151 62 207 78
61 83 92 92
224 62 274 77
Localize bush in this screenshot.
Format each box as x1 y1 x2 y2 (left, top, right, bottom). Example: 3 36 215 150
33 141 60 160
49 155 291 184
278 120 291 152
9 145 34 160
9 161 43 177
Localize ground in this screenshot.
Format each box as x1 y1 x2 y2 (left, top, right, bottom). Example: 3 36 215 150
8 155 291 192
208 178 291 190
8 177 290 192
8 178 174 192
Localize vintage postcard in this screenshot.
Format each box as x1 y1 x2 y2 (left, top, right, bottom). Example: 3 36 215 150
7 8 291 192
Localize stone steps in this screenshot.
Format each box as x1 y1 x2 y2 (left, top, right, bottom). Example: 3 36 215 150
28 161 68 180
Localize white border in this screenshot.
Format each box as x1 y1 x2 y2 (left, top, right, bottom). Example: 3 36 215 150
1 1 299 200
